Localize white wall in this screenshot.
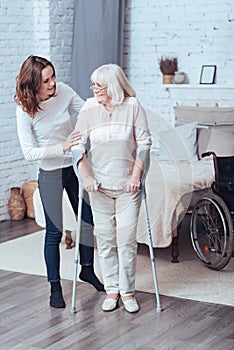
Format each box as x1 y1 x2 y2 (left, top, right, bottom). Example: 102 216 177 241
123 0 234 118
0 0 74 221
0 0 233 220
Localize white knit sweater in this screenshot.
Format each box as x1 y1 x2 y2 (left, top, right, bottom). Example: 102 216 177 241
16 82 84 171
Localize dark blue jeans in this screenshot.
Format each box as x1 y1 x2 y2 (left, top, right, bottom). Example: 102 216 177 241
38 166 94 282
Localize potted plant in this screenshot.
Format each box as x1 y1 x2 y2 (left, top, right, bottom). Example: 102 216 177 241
159 56 178 84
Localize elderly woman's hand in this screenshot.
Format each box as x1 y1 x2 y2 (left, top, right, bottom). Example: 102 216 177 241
124 176 141 193
83 175 99 192
63 130 82 153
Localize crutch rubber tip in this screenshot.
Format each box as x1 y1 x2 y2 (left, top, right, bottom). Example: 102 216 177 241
70 307 76 314
156 305 163 313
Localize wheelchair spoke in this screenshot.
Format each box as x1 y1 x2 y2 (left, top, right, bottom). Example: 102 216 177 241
190 193 233 270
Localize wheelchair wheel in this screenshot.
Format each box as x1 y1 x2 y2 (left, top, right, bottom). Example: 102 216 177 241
190 193 233 270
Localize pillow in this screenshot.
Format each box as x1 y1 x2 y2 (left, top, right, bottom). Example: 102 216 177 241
150 135 160 155
158 122 198 161
197 127 211 159
199 128 234 158
146 110 172 155
174 106 234 126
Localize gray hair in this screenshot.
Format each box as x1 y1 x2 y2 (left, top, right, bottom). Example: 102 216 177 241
90 64 136 105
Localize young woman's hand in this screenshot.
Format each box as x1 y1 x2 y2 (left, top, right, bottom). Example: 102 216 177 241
63 130 82 153
83 175 99 192
124 176 141 193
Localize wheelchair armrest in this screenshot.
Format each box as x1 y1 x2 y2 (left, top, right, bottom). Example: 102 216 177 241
212 181 234 193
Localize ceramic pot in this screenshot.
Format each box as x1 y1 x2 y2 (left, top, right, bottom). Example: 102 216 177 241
172 71 187 84
163 74 174 84
8 187 26 220
22 180 38 218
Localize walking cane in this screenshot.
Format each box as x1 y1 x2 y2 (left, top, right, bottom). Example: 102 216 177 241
141 165 163 312
70 153 84 314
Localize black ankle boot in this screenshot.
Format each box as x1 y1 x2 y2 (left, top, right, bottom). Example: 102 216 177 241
50 281 66 308
79 265 105 292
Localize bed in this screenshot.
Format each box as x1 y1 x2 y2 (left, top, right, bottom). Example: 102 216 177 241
33 105 234 261
138 105 234 261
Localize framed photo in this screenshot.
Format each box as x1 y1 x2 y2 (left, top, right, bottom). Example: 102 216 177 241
200 65 216 84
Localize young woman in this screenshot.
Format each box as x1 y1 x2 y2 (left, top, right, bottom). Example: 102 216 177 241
15 55 104 309
72 63 151 313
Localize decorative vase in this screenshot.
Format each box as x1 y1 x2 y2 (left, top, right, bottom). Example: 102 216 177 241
163 74 174 84
8 187 26 221
22 180 38 218
172 71 187 84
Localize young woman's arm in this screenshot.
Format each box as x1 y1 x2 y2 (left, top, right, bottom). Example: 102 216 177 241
16 108 64 161
16 108 81 161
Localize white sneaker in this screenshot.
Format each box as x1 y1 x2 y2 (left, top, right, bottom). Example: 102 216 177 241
102 297 118 312
122 297 139 313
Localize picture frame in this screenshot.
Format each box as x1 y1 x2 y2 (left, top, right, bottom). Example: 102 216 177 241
200 65 216 84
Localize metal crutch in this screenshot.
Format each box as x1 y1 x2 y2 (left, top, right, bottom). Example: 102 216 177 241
141 172 163 313
70 154 84 314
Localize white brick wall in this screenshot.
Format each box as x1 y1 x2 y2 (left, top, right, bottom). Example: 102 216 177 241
0 0 233 220
0 0 74 220
0 0 41 221
123 0 234 119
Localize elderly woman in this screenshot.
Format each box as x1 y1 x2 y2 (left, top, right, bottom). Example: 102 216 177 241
72 63 151 313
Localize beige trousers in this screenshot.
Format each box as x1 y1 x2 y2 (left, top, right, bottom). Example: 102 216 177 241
89 189 141 296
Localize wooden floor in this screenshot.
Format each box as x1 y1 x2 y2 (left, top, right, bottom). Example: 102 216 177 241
0 220 234 350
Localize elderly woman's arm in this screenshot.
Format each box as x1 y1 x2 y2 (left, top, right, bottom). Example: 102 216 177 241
125 102 152 193
124 155 143 193
77 153 99 192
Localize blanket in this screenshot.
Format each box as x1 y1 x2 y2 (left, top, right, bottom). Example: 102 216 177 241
136 156 215 247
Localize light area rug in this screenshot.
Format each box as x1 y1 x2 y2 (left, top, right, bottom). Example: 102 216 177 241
0 229 234 306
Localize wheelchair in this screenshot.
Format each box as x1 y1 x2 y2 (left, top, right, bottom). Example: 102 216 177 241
190 152 234 270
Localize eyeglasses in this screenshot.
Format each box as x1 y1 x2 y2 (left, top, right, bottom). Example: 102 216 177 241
89 82 108 92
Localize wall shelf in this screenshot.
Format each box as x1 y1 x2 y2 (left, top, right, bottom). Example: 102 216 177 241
164 85 234 121
165 85 234 101
164 84 234 90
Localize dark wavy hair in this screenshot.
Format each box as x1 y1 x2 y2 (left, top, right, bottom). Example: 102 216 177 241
14 55 56 118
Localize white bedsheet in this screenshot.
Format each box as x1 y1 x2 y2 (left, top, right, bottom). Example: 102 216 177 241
33 157 215 248
137 156 215 247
